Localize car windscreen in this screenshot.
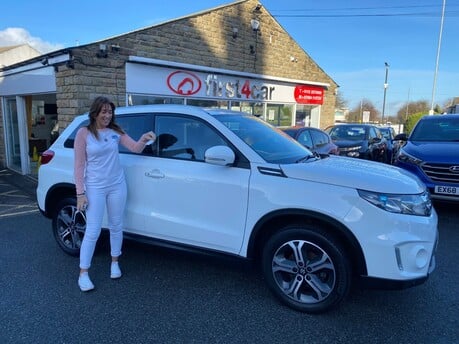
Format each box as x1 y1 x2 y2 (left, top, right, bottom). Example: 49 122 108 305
410 117 459 142
215 114 313 164
328 126 366 141
379 128 392 139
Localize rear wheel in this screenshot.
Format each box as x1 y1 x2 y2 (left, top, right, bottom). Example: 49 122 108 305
52 197 86 256
261 224 351 313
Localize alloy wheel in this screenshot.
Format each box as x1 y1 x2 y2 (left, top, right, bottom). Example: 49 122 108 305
272 239 336 304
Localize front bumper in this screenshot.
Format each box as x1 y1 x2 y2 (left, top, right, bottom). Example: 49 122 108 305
344 198 438 285
360 237 437 290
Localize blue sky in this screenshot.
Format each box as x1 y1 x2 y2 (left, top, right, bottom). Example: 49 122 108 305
1 0 458 117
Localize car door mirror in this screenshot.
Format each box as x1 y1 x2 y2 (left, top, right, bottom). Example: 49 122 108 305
394 133 407 141
205 145 235 166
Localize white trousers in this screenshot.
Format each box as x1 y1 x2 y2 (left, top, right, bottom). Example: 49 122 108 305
79 180 127 269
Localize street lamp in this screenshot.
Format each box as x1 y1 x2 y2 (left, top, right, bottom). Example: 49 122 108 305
430 0 446 115
382 62 389 124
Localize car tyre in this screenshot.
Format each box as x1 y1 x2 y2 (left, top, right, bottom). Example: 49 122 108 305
52 197 86 256
261 224 351 313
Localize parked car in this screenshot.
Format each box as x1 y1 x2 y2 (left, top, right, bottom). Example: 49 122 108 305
37 105 437 313
394 114 459 202
281 126 339 155
378 126 402 164
325 124 388 163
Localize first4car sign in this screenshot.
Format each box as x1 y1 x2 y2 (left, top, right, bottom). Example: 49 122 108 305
126 62 326 105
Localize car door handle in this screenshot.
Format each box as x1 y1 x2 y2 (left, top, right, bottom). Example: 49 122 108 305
145 169 165 178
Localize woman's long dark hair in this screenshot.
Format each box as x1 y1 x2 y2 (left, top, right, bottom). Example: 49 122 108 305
87 96 125 140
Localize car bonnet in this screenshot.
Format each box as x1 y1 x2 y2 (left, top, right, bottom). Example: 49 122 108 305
404 141 459 163
280 156 425 194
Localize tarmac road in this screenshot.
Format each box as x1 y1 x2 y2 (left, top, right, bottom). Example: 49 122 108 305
0 169 458 344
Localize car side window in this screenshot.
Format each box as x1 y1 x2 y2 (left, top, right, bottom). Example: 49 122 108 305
311 130 329 147
64 119 89 148
369 127 377 140
154 115 227 161
297 130 313 148
116 115 153 154
389 128 396 139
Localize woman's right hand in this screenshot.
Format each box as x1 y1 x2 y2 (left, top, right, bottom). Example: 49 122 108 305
77 195 88 212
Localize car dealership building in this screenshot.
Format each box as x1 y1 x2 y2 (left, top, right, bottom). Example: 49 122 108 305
0 0 338 177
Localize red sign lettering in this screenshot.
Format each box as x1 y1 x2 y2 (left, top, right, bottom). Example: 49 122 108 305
294 85 324 105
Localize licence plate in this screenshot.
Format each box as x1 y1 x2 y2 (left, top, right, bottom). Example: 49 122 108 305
434 185 459 195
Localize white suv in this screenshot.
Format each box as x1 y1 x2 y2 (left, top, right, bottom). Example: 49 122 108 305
37 104 438 313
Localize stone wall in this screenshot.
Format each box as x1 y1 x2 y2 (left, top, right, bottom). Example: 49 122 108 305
56 0 337 129
0 0 338 169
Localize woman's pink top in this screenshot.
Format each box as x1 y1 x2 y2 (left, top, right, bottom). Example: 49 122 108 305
74 127 146 195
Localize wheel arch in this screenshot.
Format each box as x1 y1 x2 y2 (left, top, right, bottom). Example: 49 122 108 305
44 183 76 218
246 209 367 276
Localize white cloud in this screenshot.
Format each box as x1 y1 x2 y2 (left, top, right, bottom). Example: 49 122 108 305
0 27 64 54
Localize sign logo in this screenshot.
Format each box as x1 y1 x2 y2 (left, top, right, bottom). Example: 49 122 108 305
449 166 459 173
167 71 202 96
294 85 324 105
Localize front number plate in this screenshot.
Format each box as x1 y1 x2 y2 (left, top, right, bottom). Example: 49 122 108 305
434 185 459 195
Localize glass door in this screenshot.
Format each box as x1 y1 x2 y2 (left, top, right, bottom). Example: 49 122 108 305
4 97 22 172
3 96 30 174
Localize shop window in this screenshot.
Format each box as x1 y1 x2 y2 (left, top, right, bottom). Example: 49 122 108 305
185 99 228 109
266 104 294 127
232 102 264 117
128 94 184 105
296 105 313 127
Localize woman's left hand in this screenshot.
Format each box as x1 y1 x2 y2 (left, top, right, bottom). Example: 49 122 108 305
142 131 156 144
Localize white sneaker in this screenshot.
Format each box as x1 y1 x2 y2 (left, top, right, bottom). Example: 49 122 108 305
78 272 94 292
110 262 122 279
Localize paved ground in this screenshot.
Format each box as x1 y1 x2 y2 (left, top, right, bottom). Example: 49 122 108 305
1 168 458 343
0 169 39 219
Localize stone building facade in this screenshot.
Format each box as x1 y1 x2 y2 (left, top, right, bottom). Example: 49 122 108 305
0 0 337 176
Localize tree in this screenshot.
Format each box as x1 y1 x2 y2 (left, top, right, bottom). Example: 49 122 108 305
396 100 430 124
405 112 427 134
346 99 380 123
335 91 348 109
433 104 442 114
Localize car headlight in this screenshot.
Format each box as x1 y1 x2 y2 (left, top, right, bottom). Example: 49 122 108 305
396 149 423 165
358 190 432 216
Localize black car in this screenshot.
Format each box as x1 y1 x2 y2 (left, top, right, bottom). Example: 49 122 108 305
325 124 387 163
281 126 339 155
378 126 401 164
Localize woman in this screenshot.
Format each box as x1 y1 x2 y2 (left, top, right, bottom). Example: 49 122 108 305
74 96 155 291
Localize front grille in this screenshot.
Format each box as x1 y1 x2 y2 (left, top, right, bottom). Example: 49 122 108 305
339 146 360 152
421 163 459 184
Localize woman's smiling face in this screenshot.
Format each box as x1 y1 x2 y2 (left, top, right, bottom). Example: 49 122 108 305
95 103 113 129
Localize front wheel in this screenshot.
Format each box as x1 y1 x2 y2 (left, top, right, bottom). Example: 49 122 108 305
52 197 86 256
261 225 351 313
